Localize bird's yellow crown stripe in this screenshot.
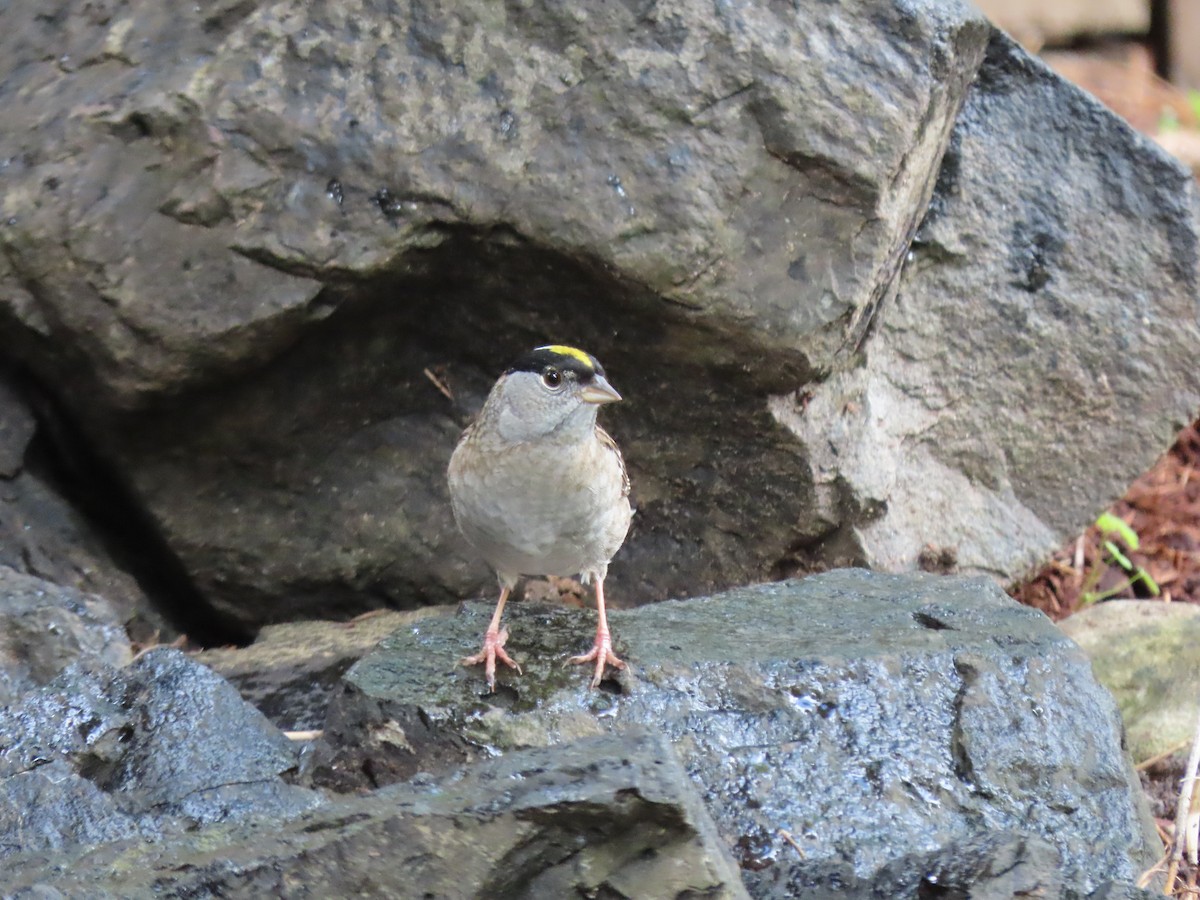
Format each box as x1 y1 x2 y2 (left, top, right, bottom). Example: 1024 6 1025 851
537 345 594 369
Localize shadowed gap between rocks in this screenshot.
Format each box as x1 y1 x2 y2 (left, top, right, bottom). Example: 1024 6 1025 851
6 366 253 647
65 226 850 632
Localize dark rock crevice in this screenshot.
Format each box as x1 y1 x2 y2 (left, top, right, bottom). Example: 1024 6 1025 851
948 657 990 798
10 368 252 646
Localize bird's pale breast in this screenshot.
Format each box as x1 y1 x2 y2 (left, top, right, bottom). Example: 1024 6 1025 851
449 430 631 582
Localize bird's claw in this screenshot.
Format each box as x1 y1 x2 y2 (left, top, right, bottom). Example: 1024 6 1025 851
567 629 625 688
461 627 522 691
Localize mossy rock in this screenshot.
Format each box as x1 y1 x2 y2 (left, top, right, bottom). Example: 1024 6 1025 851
1059 600 1200 762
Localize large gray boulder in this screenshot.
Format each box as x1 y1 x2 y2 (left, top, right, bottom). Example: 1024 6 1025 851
0 0 984 403
320 570 1158 897
3 0 1192 631
777 33 1200 579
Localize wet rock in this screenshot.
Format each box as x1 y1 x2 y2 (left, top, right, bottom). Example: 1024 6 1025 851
196 607 450 731
909 833 1062 897
0 566 132 708
323 570 1158 895
778 31 1200 580
2 731 748 899
0 648 319 859
0 761 141 860
1059 600 1200 761
758 831 1065 898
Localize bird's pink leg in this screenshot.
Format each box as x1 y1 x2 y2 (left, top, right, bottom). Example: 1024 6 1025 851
568 578 625 688
461 585 522 691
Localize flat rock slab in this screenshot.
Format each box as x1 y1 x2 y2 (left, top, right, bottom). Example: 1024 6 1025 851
196 607 450 731
325 570 1157 896
2 731 747 900
1059 600 1200 762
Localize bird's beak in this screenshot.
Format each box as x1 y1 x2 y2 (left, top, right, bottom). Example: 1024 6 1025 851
579 374 622 405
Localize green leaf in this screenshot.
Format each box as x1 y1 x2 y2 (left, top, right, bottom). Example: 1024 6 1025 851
1096 512 1139 550
1189 90 1200 124
1103 540 1134 571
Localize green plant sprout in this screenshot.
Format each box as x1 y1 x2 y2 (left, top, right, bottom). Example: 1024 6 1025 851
1158 92 1200 135
1079 511 1161 606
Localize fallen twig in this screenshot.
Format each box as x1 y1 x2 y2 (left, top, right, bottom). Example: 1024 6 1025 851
424 366 454 401
1142 850 1171 889
1165 706 1200 893
283 729 324 741
1139 740 1193 772
778 829 806 859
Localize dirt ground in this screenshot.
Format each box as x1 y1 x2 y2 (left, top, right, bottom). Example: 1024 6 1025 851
1013 419 1200 619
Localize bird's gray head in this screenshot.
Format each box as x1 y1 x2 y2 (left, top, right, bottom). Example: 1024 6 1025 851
488 345 622 444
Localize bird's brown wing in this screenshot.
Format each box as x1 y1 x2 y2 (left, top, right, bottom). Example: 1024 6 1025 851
595 425 630 498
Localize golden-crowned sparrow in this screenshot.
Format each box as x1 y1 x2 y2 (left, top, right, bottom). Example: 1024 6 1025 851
448 345 632 690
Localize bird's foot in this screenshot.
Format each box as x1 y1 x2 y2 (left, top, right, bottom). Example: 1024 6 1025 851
567 628 625 688
461 627 522 692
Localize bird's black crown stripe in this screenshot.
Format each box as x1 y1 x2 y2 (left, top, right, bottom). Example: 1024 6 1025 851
506 345 604 381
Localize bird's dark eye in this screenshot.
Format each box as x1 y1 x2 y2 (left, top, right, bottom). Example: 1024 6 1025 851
542 367 562 388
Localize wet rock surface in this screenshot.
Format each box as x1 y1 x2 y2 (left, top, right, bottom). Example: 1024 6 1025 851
323 570 1158 896
0 648 318 860
0 566 131 708
3 731 746 900
196 607 450 732
0 570 1161 897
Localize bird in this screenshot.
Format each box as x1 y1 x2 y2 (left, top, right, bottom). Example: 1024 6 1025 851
447 345 633 691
